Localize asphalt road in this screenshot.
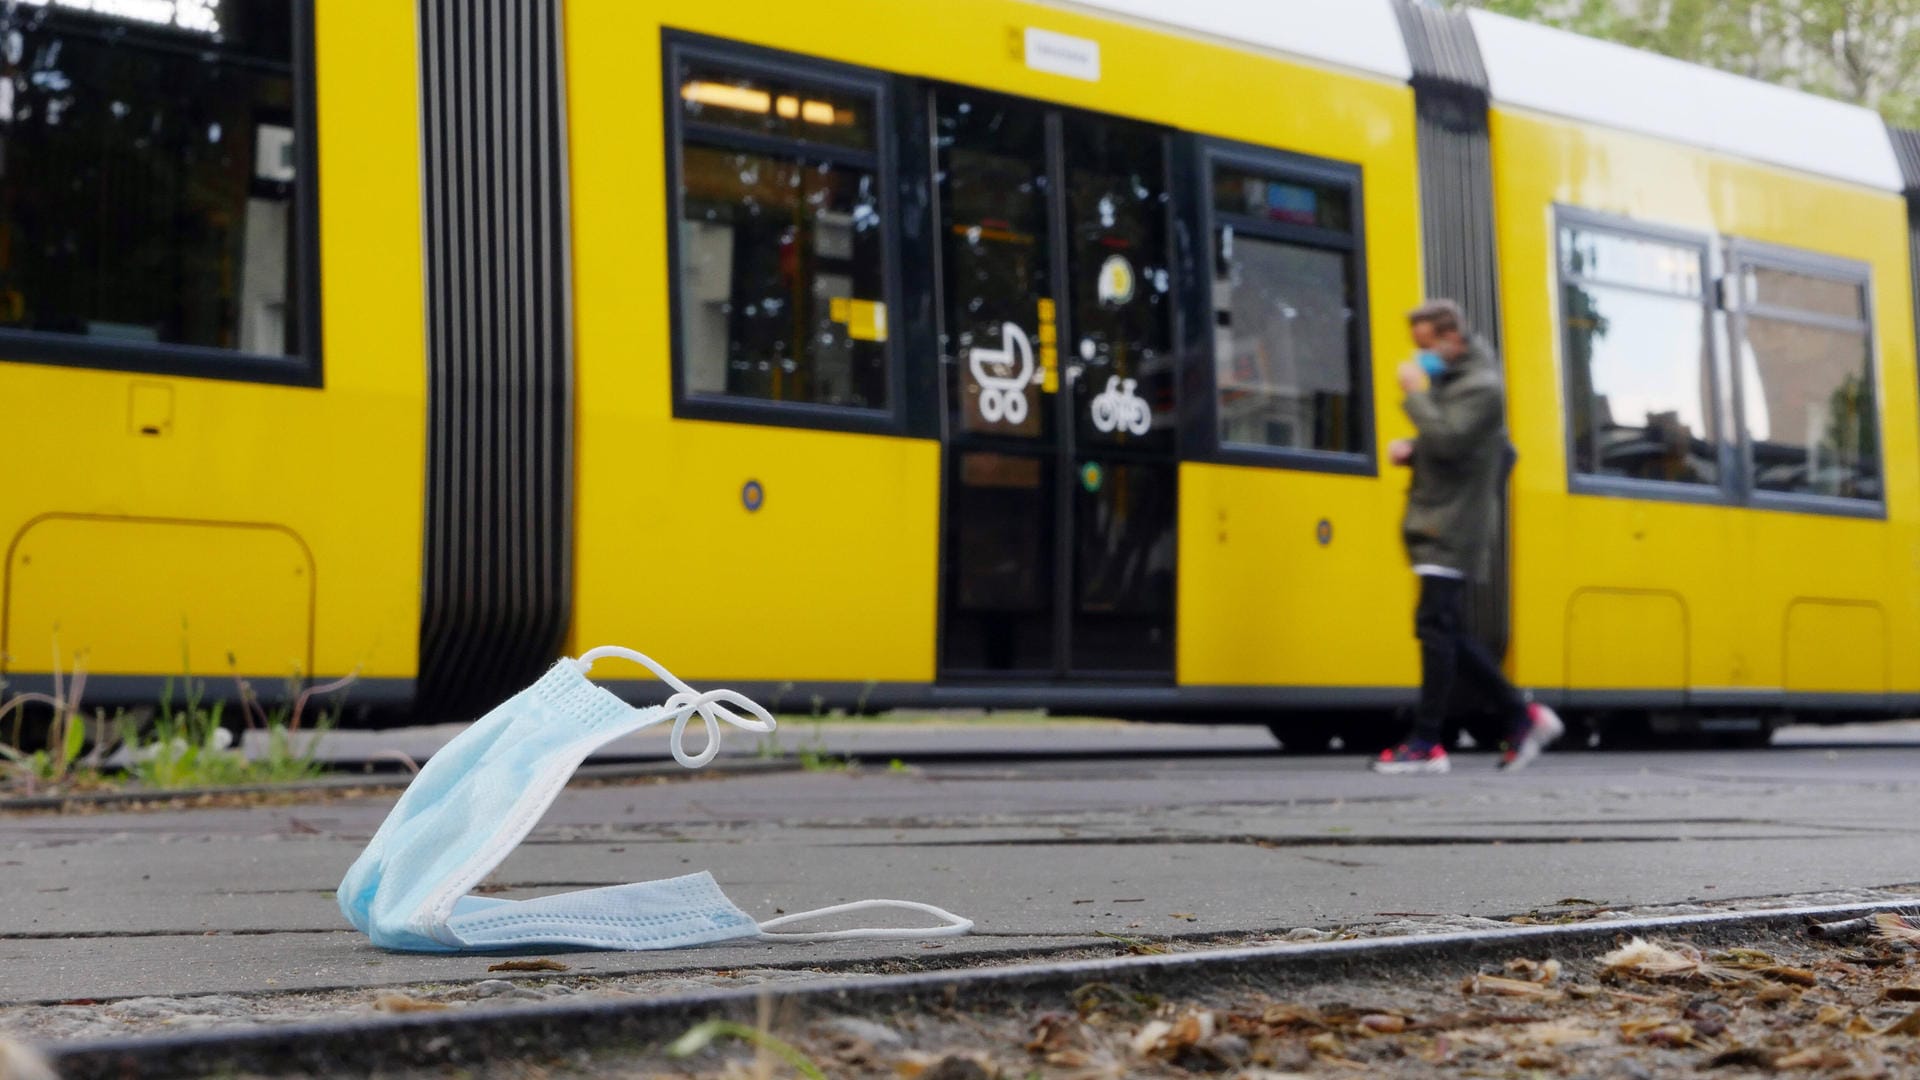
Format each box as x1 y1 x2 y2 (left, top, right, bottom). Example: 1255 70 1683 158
6 722 1920 1009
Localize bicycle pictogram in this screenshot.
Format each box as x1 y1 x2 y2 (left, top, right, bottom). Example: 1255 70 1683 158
1090 374 1151 436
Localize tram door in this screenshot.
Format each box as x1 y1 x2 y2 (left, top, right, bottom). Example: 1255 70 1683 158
934 91 1178 681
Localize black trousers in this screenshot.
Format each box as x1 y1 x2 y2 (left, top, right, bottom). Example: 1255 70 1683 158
1411 574 1526 746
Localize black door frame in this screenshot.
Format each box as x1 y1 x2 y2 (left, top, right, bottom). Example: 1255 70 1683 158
929 85 1182 684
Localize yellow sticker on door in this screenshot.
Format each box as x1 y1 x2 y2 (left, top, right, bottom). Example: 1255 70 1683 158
830 297 889 343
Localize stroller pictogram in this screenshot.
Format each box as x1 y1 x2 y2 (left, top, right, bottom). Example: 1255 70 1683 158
968 321 1039 425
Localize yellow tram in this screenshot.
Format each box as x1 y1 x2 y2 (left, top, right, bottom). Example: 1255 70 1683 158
2 0 1916 746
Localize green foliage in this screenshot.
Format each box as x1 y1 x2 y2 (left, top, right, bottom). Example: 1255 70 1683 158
123 678 248 790
0 648 111 793
666 1019 828 1079
1 638 354 795
1448 0 1920 127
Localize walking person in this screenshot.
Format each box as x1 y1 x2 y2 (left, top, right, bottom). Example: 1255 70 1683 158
1372 300 1562 775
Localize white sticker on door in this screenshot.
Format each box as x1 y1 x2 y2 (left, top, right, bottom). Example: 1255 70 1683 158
1097 254 1134 306
970 321 1039 425
1091 375 1151 436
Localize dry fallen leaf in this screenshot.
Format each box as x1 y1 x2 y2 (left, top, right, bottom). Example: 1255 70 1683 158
1358 1013 1406 1034
1875 912 1920 946
1776 1045 1852 1069
1261 1003 1324 1029
1874 1007 1920 1036
486 958 569 973
1129 1020 1173 1058
1886 986 1920 1002
1505 957 1563 984
1306 1031 1344 1057
1620 1020 1696 1047
1462 974 1563 1000
1026 1012 1080 1055
1509 1021 1605 1048
1599 938 1742 985
1167 1009 1216 1050
1817 1004 1851 1026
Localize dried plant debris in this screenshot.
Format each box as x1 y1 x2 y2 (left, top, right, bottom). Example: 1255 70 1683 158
23 916 1920 1079
1875 911 1920 946
1600 937 1733 985
576 923 1920 1080
486 958 570 973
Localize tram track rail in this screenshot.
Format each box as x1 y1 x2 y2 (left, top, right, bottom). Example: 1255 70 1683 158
38 898 1920 1079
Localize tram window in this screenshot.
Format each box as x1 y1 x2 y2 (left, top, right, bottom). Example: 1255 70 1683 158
1734 261 1878 503
1213 166 1350 233
1206 151 1366 460
1558 223 1719 486
0 1 309 373
1065 115 1174 451
936 92 1051 439
679 63 875 152
670 45 893 422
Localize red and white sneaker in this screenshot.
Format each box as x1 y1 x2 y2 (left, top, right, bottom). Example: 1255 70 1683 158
1500 702 1565 772
1371 742 1451 775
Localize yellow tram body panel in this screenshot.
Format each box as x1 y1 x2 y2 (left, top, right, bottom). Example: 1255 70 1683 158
565 0 1425 689
1490 108 1920 700
0 1 427 685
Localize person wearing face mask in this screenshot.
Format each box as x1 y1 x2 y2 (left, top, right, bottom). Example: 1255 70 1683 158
1372 299 1562 775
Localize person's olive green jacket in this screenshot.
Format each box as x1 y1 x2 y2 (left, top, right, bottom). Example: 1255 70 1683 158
1401 337 1512 581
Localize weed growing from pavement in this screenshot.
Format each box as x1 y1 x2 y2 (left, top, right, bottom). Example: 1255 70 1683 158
753 716 855 772
669 1014 829 1079
0 640 355 796
0 641 119 795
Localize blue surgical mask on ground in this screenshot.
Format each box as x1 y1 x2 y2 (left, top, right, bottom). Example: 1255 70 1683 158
337 645 971 952
1418 351 1447 377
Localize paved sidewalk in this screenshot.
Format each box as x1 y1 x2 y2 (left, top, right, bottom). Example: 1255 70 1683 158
8 724 1920 1015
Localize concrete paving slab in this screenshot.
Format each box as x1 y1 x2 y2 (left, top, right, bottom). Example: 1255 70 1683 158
9 735 1920 1012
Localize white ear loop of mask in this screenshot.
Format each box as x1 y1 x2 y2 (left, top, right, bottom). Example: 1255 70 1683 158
571 645 776 768
567 647 972 943
757 898 974 941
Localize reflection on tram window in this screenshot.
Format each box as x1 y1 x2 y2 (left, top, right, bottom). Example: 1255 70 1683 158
1745 264 1865 321
936 93 1051 438
1559 225 1717 485
0 1 301 357
679 64 874 151
1212 166 1349 232
677 146 887 408
1561 281 1717 484
1559 227 1702 296
1064 115 1173 449
1738 288 1878 501
1213 235 1358 453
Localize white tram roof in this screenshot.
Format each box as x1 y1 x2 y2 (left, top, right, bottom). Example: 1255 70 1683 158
1059 0 1413 83
1467 9 1904 193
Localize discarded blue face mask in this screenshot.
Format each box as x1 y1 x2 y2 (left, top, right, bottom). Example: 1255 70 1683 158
337 645 972 952
1417 350 1447 377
